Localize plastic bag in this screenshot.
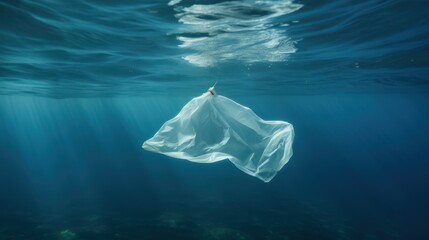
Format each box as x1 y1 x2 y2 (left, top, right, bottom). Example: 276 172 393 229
143 87 294 182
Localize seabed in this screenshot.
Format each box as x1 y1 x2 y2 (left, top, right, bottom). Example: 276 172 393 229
0 198 401 240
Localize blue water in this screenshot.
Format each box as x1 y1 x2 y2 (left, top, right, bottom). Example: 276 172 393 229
1 0 429 239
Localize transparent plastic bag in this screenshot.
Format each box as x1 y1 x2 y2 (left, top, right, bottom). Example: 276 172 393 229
143 87 294 182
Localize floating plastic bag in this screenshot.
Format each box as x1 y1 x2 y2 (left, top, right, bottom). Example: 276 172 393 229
143 86 294 182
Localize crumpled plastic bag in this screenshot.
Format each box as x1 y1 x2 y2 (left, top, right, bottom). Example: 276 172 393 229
143 87 294 182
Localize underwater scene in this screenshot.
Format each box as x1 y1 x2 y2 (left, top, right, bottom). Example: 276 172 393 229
1 0 429 239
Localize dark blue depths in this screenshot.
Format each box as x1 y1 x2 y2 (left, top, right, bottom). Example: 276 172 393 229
1 94 429 239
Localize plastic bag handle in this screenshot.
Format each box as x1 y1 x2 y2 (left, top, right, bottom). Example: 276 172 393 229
208 81 217 95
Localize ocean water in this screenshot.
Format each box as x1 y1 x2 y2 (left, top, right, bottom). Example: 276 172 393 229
1 0 429 239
